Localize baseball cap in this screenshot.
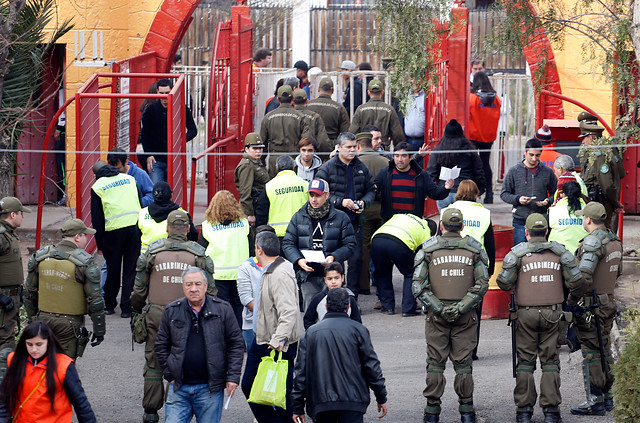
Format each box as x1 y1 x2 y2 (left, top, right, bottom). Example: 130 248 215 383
368 79 384 93
294 60 309 72
61 218 96 237
153 181 173 204
308 179 329 195
293 89 307 101
0 197 32 213
575 202 607 220
441 208 463 224
339 60 356 71
277 85 293 100
244 132 265 148
525 213 548 230
319 77 334 91
167 209 189 225
92 160 107 175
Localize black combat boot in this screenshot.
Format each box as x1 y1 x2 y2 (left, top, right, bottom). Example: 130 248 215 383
460 412 476 423
543 411 562 423
516 411 532 423
143 409 159 423
570 400 605 416
423 413 439 423
604 394 614 411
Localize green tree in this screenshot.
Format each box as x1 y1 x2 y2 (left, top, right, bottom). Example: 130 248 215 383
0 0 72 197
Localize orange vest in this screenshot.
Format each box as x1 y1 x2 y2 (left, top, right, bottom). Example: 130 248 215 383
8 352 73 423
540 148 561 169
469 93 501 143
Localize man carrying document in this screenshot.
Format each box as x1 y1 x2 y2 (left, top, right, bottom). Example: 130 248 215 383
283 178 357 310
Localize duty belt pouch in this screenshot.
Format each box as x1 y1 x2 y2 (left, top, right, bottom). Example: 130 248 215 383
557 312 572 347
76 327 91 358
132 312 148 344
598 293 610 306
575 296 593 331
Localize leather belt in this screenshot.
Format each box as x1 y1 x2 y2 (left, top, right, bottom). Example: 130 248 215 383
517 304 560 311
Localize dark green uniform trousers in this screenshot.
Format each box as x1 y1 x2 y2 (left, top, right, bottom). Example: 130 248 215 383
424 310 477 414
37 313 85 359
576 300 616 398
0 292 21 352
143 304 165 412
514 308 562 412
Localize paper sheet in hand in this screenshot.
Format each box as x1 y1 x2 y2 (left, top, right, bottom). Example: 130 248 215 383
439 166 460 180
301 250 327 263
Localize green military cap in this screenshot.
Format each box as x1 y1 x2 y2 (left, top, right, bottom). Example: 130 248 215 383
92 160 107 175
575 202 607 220
355 132 372 142
579 120 604 138
368 79 384 93
277 85 293 99
0 197 32 213
441 207 463 224
577 111 598 123
167 209 189 225
244 132 265 148
319 77 334 91
525 213 548 230
61 218 96 237
293 88 307 101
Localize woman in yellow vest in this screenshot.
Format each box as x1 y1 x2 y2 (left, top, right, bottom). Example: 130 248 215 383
441 180 495 360
548 180 588 255
199 190 250 328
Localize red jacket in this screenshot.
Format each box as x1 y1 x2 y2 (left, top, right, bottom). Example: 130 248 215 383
469 92 501 143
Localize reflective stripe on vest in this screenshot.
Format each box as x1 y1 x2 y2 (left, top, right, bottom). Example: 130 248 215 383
38 258 87 315
137 207 186 253
92 173 141 231
373 214 431 251
443 201 491 249
265 170 308 237
548 198 588 255
202 218 250 280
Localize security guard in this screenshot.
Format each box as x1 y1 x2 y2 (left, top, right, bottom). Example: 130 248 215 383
370 213 431 316
577 112 624 231
0 197 31 353
292 88 331 153
260 85 310 177
235 132 271 226
91 160 141 318
255 155 308 238
497 213 586 423
131 209 216 423
24 218 105 359
307 77 350 147
349 79 405 149
412 208 489 423
570 202 622 416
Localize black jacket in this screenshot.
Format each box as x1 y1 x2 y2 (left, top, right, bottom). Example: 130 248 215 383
140 101 197 163
282 203 356 266
303 287 361 329
374 159 450 222
292 312 387 419
315 155 376 226
425 149 486 195
154 295 245 392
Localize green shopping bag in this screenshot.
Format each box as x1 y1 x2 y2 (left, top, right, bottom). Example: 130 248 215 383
248 349 288 409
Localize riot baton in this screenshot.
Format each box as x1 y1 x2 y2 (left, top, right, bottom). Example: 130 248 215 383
507 291 517 378
591 289 608 373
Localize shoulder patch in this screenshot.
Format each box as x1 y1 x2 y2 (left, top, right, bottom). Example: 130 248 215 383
600 164 610 174
71 249 93 265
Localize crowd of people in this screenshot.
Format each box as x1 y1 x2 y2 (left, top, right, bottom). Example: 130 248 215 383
0 57 627 423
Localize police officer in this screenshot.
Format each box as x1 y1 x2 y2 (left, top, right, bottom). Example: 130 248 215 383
497 213 586 423
577 112 624 232
235 132 270 227
255 155 308 239
570 202 622 416
131 209 216 423
24 218 105 359
0 197 31 353
412 208 489 423
307 77 350 148
349 79 405 150
260 85 310 177
292 88 331 153
370 213 431 316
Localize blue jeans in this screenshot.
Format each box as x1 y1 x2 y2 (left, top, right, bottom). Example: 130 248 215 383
405 136 424 152
165 383 223 423
243 330 255 351
100 261 107 296
436 191 457 211
513 222 526 246
149 161 167 184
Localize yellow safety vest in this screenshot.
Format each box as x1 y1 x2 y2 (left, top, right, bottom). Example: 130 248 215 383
548 197 588 255
373 214 431 251
443 201 491 248
201 218 250 280
137 207 187 253
91 173 141 231
265 170 308 237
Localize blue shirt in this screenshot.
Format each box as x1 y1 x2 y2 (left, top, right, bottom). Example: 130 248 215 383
404 91 425 138
127 160 154 207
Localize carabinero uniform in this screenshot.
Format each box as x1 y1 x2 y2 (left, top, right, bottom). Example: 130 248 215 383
497 237 585 418
235 153 270 218
573 227 622 410
0 219 23 351
412 232 489 418
24 240 105 359
131 232 216 419
580 151 623 231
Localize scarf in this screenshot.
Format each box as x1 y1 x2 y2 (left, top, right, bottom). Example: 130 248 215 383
307 201 330 219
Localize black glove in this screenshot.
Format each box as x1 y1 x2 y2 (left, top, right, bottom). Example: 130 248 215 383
90 334 104 347
569 304 590 318
0 294 14 311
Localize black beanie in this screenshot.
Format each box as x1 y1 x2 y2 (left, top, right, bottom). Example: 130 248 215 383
444 119 464 138
153 181 172 204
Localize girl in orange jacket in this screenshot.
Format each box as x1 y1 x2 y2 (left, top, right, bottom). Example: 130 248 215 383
0 321 96 423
